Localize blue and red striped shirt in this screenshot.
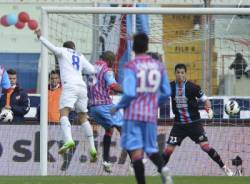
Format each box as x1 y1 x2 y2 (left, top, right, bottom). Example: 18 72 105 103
115 55 171 123
87 60 117 106
171 80 204 124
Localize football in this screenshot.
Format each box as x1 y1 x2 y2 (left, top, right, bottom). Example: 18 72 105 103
0 108 13 123
225 100 240 115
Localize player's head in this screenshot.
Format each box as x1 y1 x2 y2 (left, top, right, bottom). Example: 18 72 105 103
133 32 148 54
63 41 75 50
7 69 17 87
49 70 60 90
175 64 187 83
100 51 116 68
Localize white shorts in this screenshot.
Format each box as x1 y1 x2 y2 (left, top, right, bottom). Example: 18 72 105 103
59 84 88 113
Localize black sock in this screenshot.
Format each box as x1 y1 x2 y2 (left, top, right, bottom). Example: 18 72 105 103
207 148 224 168
103 134 111 162
162 149 173 165
133 159 145 184
149 152 164 173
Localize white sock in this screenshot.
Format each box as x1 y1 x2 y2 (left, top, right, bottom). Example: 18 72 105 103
60 116 73 142
81 120 96 151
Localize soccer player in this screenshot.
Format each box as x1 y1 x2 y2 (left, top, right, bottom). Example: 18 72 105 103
86 50 123 173
112 33 173 184
162 63 233 176
35 29 97 161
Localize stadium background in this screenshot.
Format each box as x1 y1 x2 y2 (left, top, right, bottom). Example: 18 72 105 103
0 0 250 178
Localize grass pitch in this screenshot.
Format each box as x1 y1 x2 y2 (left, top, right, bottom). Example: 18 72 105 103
0 176 249 184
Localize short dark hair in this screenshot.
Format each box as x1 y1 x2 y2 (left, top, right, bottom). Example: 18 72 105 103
100 51 115 63
133 33 148 54
175 64 187 72
49 70 60 78
63 41 75 50
7 68 16 75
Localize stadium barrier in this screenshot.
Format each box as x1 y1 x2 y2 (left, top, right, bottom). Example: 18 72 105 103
24 94 250 122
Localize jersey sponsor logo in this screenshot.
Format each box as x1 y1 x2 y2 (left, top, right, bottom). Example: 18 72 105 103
175 96 188 108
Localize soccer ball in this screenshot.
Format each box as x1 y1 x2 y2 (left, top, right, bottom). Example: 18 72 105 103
225 100 240 115
0 108 13 123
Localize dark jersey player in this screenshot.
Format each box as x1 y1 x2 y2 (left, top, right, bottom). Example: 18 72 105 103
162 63 233 176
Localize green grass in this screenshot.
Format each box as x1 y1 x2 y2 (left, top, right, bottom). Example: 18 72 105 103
0 176 249 184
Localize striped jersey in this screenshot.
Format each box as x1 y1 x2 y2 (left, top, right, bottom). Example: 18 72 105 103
171 80 205 124
116 55 171 123
87 60 117 106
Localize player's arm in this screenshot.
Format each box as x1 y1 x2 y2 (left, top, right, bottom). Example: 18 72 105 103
81 55 96 75
195 84 213 119
104 70 123 93
158 70 171 105
113 68 136 111
1 70 11 91
1 70 12 110
35 29 62 56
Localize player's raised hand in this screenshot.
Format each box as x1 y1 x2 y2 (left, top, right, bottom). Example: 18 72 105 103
34 29 41 39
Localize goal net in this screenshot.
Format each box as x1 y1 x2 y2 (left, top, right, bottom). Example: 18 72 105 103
1 5 244 176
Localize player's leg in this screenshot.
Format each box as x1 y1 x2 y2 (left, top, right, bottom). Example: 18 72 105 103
94 105 118 165
78 112 97 162
103 128 113 162
199 141 233 176
58 107 75 154
89 105 117 171
162 145 176 165
102 128 113 173
131 149 145 184
76 88 97 162
189 123 233 176
58 86 77 154
121 120 145 184
144 122 173 184
162 124 186 165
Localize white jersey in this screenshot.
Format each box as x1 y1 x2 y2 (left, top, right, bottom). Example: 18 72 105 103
39 36 96 87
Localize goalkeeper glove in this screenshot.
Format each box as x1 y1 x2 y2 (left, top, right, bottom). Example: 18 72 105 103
206 108 214 119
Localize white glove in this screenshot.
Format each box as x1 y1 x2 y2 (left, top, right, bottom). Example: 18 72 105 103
207 108 214 119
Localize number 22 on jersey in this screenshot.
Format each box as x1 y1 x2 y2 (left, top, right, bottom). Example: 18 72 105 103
137 69 161 93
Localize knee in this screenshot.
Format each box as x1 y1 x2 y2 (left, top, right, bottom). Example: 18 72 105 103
78 112 87 123
131 150 144 162
200 143 210 153
105 129 113 137
164 147 174 156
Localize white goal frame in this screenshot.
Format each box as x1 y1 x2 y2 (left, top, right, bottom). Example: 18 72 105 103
40 6 250 176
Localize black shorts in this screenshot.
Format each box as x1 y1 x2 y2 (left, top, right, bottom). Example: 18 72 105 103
167 122 208 146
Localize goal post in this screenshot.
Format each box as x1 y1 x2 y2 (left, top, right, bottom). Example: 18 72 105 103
39 6 250 176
